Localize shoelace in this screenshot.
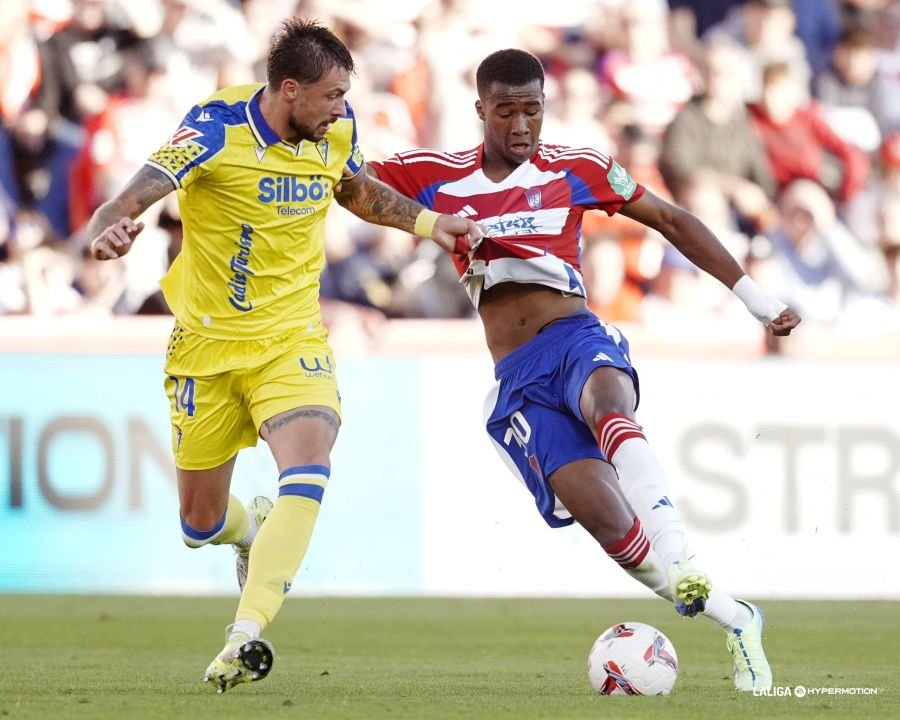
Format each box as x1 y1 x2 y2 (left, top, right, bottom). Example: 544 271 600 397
729 626 765 671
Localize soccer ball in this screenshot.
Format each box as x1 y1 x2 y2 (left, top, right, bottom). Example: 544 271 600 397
587 621 679 696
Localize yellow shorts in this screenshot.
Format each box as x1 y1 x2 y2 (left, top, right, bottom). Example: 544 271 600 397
163 322 342 470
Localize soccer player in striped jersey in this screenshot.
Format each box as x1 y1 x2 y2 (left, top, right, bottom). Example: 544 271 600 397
365 48 800 692
85 19 482 693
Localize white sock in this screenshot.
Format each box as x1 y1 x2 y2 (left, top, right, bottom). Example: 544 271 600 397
596 414 687 569
703 591 753 632
596 414 757 632
229 619 261 641
235 511 261 550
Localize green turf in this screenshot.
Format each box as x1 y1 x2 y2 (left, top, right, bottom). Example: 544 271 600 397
3 596 896 719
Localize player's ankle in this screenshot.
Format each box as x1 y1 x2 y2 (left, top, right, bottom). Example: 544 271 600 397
229 619 261 642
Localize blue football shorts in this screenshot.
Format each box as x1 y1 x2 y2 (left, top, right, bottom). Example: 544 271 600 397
483 311 639 528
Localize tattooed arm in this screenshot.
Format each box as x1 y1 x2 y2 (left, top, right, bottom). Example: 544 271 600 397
86 166 176 260
335 164 482 254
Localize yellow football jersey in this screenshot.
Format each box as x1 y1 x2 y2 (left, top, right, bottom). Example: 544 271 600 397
147 84 365 340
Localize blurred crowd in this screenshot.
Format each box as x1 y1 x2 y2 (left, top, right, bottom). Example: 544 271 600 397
2 0 900 347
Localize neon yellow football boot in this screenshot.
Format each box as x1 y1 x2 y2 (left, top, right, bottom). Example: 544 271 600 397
668 549 712 617
203 630 275 694
726 600 773 691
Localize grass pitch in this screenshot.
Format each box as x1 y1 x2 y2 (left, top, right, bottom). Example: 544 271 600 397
4 596 896 719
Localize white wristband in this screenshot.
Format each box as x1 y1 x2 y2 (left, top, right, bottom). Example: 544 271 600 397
732 275 787 326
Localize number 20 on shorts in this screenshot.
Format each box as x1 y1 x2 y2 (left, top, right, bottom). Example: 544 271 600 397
504 411 531 455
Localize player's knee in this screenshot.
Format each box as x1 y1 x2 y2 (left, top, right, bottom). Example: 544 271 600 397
581 367 636 428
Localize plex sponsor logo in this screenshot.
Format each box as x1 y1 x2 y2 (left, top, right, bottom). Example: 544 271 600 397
257 174 331 216
483 216 540 235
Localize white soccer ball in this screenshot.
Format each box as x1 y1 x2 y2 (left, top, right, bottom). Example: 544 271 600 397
587 621 679 696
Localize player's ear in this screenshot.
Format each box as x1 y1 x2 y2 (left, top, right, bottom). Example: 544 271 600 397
475 99 485 121
280 78 299 101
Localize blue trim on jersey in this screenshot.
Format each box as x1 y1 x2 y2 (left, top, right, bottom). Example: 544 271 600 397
564 170 600 207
342 101 365 176
564 264 584 293
168 100 249 184
279 483 326 502
247 87 281 146
415 181 445 209
344 101 358 146
180 511 226 541
279 464 331 481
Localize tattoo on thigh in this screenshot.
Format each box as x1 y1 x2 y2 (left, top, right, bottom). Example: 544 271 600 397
265 408 340 434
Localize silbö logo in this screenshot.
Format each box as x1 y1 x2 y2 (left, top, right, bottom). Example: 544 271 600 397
257 175 330 216
228 223 255 312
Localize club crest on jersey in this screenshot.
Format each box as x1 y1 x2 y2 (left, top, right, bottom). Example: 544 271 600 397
169 126 203 147
524 187 542 210
316 138 329 165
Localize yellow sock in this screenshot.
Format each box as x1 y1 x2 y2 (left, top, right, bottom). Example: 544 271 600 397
212 494 249 546
235 495 321 629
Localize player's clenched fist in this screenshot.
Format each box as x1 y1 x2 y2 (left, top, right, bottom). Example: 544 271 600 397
767 308 801 337
90 217 145 260
431 214 484 255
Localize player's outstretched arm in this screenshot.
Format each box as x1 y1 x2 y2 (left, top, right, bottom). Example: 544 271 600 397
336 164 482 254
619 188 801 336
86 166 175 261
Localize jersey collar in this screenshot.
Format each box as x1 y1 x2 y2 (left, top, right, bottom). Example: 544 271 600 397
475 142 540 184
246 86 281 148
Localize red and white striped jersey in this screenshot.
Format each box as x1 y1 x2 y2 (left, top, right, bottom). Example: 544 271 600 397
368 142 645 307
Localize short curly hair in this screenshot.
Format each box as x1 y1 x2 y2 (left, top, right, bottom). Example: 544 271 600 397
475 49 544 97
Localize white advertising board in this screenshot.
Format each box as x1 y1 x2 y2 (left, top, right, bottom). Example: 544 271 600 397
420 357 900 599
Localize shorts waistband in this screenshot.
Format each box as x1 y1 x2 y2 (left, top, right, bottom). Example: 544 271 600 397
494 311 597 379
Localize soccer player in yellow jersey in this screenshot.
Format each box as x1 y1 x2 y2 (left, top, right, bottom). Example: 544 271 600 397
85 19 482 693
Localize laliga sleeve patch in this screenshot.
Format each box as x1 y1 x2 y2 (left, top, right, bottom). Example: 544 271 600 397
170 126 203 146
607 162 637 200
